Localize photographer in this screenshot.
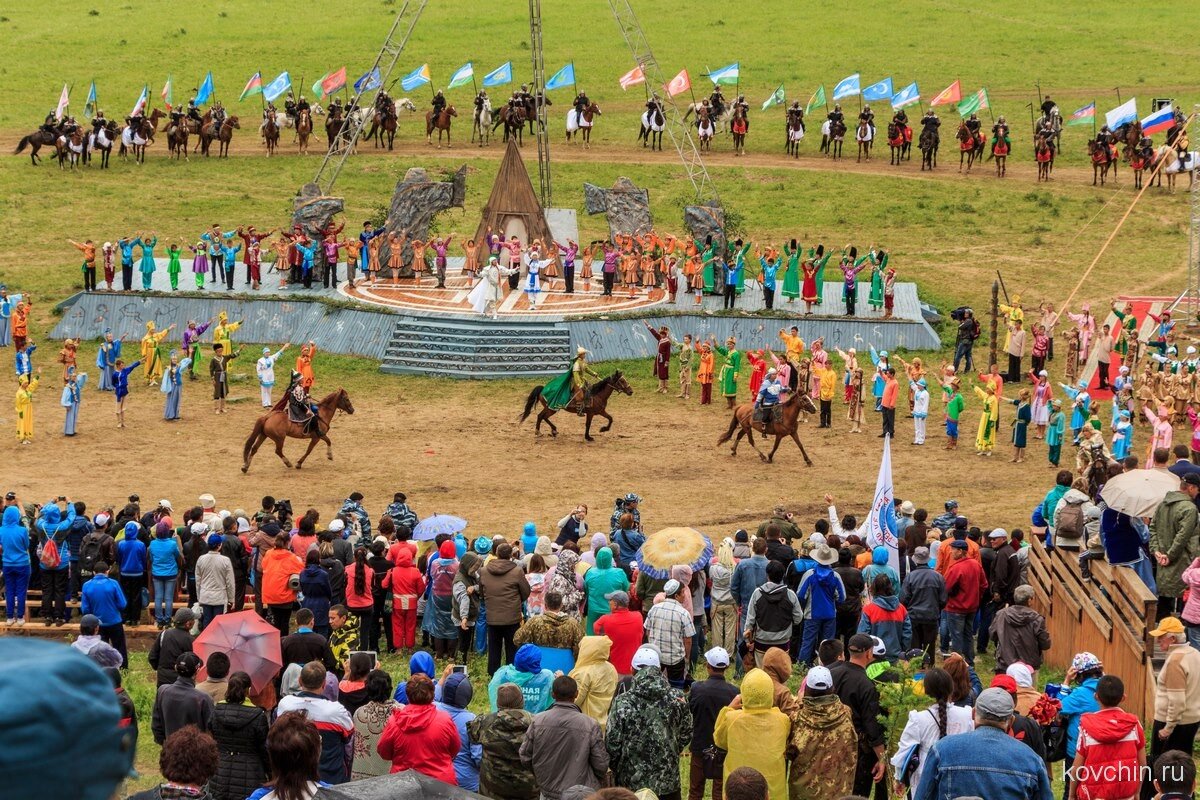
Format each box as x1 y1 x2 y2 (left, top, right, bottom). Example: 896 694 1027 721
952 307 981 374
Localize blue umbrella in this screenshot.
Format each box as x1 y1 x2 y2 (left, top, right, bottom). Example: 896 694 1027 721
413 513 468 541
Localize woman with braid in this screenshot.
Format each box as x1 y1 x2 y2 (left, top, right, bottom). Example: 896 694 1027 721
890 667 974 796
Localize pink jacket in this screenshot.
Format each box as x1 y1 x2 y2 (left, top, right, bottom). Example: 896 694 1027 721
1180 558 1200 625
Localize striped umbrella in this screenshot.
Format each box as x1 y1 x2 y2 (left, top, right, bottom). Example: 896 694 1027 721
635 527 713 580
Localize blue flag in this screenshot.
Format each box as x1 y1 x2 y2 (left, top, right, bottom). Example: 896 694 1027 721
890 81 920 110
354 67 382 94
832 73 860 101
263 71 292 103
862 77 893 102
195 71 215 105
84 81 98 116
400 64 431 93
545 64 574 92
482 61 513 88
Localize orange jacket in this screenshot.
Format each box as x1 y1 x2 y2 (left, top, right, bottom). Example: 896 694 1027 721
261 548 304 605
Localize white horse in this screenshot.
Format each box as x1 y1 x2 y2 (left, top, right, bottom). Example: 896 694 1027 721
474 97 493 146
682 101 732 131
1156 146 1199 191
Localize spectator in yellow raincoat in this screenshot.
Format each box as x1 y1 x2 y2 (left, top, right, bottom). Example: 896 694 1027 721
713 667 791 800
15 370 40 444
569 635 618 731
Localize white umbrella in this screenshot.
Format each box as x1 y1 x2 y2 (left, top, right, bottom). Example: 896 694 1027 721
1099 469 1180 518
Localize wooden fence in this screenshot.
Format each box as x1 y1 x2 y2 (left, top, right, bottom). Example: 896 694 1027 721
1026 539 1158 724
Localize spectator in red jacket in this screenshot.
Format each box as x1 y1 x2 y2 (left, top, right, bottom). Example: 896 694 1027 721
382 546 426 650
943 540 988 663
1068 674 1145 800
377 674 461 784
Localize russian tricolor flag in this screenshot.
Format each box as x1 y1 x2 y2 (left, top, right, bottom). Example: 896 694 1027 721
1142 104 1174 137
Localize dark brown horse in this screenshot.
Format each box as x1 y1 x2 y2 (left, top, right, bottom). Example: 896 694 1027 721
14 128 60 165
425 105 457 148
241 388 355 472
731 107 749 156
263 112 279 156
166 119 190 160
1035 134 1055 182
566 101 601 148
1088 138 1117 186
325 108 344 149
823 119 846 159
887 121 906 165
519 371 634 441
919 126 939 170
86 120 119 169
957 122 985 172
492 105 525 145
785 108 804 158
639 103 665 151
716 390 817 464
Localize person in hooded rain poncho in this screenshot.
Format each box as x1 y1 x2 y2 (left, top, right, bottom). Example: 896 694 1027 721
713 667 791 800
488 643 555 713
435 671 483 791
569 635 618 730
582 546 629 633
606 651 693 799
393 650 441 704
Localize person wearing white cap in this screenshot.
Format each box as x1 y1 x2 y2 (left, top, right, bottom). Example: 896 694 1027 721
199 494 220 532
255 344 288 408
643 579 695 683
685 646 739 800
787 665 857 800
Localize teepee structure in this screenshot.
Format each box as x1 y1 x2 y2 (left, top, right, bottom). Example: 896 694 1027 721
473 138 554 259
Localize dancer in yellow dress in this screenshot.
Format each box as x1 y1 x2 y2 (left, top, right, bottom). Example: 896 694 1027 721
972 380 998 456
140 321 175 385
212 311 242 354
15 370 40 444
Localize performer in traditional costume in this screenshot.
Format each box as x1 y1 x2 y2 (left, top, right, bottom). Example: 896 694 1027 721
15 371 39 444
713 336 742 409
973 381 998 456
140 321 174 385
161 352 192 421
137 233 158 291
256 345 288 408
644 322 672 394
96 330 123 391
212 312 241 355
61 368 86 436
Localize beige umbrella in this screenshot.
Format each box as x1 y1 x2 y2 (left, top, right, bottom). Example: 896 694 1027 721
1099 469 1180 518
636 527 713 579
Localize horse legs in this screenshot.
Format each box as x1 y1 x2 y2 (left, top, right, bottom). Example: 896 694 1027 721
791 430 814 466
585 414 595 442
295 436 321 468
745 428 769 462
597 410 614 433
272 436 294 469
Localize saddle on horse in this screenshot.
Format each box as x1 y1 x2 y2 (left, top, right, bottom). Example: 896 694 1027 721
753 405 783 426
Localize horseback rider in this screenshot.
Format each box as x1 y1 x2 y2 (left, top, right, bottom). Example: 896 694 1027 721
570 347 600 415
893 108 909 128
1040 95 1056 118
186 97 202 124
1167 112 1190 160
753 367 787 424
328 97 343 118
786 101 804 127
965 112 983 141
991 116 1011 147
431 89 447 117
572 91 590 115
474 90 489 114
285 370 319 434
296 95 311 117
709 86 726 118
1135 135 1155 166
859 105 875 131
91 111 108 135
920 109 940 133
828 103 845 127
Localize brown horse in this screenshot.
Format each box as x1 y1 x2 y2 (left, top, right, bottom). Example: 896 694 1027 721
166 119 190 160
201 115 239 157
919 126 938 170
241 388 355 472
823 119 846 159
425 105 457 148
1035 134 1055 182
57 128 86 171
296 109 312 154
492 105 526 145
566 101 602 148
990 136 1009 177
325 109 344 149
957 122 985 172
1088 138 1116 186
86 120 119 169
14 128 60 165
855 119 872 163
785 109 805 158
519 371 634 441
263 112 279 156
716 390 817 464
731 108 749 156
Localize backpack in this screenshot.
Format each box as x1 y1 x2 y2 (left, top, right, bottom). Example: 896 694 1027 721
79 532 110 577
430 559 456 598
1056 501 1083 541
38 532 62 570
753 586 795 634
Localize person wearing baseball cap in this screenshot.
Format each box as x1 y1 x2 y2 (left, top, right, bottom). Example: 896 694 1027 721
987 673 1046 758
788 662 857 798
594 590 643 677
195 530 236 632
643 579 695 684
1148 616 1200 764
942 535 988 662
830 633 888 795
685 647 740 800
913 687 1053 800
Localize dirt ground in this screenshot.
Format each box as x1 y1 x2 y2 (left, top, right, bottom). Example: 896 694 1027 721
3 371 1048 535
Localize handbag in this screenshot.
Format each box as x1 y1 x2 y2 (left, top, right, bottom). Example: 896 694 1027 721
700 745 727 780
1043 716 1069 762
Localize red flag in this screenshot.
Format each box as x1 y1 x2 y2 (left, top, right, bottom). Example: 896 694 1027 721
930 79 962 107
619 65 645 91
665 69 691 98
320 66 348 98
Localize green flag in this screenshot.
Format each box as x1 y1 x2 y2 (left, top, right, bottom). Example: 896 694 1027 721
806 85 826 115
761 84 785 111
956 87 990 117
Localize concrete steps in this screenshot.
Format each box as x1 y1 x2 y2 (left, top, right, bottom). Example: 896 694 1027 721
380 317 571 379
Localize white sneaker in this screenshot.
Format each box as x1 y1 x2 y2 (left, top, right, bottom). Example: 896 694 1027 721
15 618 25 627
4 619 12 627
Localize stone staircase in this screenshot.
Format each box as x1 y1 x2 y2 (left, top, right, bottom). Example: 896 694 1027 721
379 317 572 379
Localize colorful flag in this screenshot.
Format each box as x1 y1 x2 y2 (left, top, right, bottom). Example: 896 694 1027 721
862 77 893 102
195 71 215 105
862 437 899 572
312 67 347 99
446 63 473 90
161 75 174 110
805 85 827 115
401 64 432 92
761 84 785 111
263 71 292 103
707 62 739 85
1104 97 1137 130
131 85 149 117
239 72 263 102
54 84 70 121
930 79 961 107
84 81 97 117
890 81 920 110
619 65 645 91
665 69 691 98
354 67 382 94
482 62 512 88
1066 102 1096 126
545 64 575 92
956 87 989 117
1141 103 1174 136
833 73 860 101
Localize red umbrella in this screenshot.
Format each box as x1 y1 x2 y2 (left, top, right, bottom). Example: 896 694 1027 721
194 610 283 694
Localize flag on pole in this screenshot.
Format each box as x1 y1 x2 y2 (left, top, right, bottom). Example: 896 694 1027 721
862 77 893 102
239 71 263 102
312 67 347 99
1066 102 1096 126
131 85 149 117
194 71 215 105
400 64 432 92
665 69 691 98
545 64 575 92
761 84 785 111
482 62 513 88
833 73 860 100
1141 103 1173 136
890 81 920 110
929 79 961 107
706 62 739 85
619 65 645 91
956 87 990 117
1104 97 1138 130
54 84 70 121
161 75 174 109
84 81 97 117
805 85 827 115
446 63 473 90
354 67 382 94
862 437 900 572
263 71 292 103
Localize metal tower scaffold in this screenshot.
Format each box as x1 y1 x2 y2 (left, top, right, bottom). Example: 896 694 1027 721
312 0 429 194
529 0 552 207
606 0 718 204
1188 105 1200 321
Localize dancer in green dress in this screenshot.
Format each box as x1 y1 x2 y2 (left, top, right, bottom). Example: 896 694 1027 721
165 241 183 291
698 237 720 294
713 335 742 409
138 233 158 291
781 239 802 303
867 246 886 312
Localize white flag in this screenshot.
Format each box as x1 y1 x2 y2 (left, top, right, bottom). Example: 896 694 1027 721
1104 97 1138 130
863 436 900 572
55 84 70 121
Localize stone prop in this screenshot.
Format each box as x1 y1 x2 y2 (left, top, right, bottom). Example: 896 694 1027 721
380 166 468 275
583 177 652 239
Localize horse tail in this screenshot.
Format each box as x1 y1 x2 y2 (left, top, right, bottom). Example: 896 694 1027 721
519 385 544 423
242 416 266 464
14 135 31 154
716 409 741 445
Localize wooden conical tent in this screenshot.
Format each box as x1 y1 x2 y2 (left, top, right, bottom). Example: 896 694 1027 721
472 138 553 260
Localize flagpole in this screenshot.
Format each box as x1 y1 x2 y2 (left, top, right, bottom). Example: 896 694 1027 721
572 61 578 97
1114 87 1122 106
1027 102 1036 158
1092 98 1097 138
260 70 266 112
